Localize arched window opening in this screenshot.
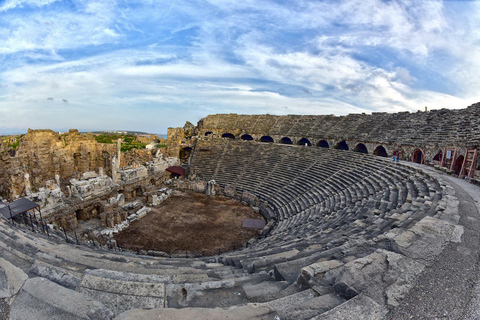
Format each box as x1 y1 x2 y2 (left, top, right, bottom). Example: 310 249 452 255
241 134 253 141
354 143 368 154
205 131 213 136
433 151 442 161
373 145 388 157
317 140 329 148
260 136 274 143
222 133 235 139
412 149 424 164
279 137 292 144
297 138 312 146
334 140 349 151
453 155 464 174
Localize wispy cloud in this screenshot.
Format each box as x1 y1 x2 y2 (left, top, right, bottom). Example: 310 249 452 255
0 0 479 133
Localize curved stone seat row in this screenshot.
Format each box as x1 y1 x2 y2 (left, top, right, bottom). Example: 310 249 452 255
0 138 461 319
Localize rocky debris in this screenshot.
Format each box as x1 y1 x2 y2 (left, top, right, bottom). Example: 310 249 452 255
27 183 66 217
70 172 117 201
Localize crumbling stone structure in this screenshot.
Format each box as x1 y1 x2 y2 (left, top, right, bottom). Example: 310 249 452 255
0 129 161 201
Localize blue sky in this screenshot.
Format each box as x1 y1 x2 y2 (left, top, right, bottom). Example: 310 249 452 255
0 0 479 134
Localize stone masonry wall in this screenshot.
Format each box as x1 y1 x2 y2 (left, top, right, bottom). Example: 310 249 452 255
172 103 480 167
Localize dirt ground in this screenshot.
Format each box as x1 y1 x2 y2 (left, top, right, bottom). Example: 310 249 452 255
114 191 263 255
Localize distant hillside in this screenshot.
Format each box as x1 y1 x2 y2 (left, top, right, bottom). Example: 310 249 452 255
88 130 151 135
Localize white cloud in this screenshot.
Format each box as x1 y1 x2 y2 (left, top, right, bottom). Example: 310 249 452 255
0 0 59 12
0 0 479 133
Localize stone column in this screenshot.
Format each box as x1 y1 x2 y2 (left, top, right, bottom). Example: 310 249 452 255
112 158 118 183
116 138 121 170
99 167 104 177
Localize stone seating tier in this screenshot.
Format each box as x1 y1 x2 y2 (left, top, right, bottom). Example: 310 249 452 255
0 137 459 319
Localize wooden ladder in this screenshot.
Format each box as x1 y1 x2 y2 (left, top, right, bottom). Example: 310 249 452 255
459 149 478 178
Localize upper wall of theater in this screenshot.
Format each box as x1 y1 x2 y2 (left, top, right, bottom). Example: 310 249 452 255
195 103 480 147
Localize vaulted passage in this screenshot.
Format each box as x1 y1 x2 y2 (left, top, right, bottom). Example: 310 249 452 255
260 136 274 143
297 138 312 146
334 140 349 151
222 133 235 139
279 137 292 144
453 155 464 174
433 151 442 161
317 140 329 148
412 149 424 164
374 145 388 157
241 134 253 141
354 143 368 154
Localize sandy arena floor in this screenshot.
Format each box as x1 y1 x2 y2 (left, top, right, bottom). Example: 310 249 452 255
114 190 263 255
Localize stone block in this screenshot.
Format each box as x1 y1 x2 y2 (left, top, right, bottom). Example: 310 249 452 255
0 257 28 303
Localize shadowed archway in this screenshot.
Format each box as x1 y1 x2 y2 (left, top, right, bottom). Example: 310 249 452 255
241 134 253 141
354 143 368 154
222 133 235 139
373 145 388 157
317 140 329 148
279 137 293 144
297 138 312 146
334 140 349 151
260 136 274 143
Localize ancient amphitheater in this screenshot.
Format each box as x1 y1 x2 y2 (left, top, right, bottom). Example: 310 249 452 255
1 103 480 319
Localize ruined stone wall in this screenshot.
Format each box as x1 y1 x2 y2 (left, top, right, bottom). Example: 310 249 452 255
0 129 155 200
121 148 156 167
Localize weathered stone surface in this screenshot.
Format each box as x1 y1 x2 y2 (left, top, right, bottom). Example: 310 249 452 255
0 257 28 303
324 249 425 307
115 304 275 320
28 261 81 290
392 216 456 266
9 277 113 320
78 274 165 315
311 294 387 320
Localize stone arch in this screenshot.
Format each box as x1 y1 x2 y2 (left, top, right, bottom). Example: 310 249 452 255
334 140 349 151
260 136 274 143
222 133 235 139
373 145 388 157
433 150 442 162
412 148 425 164
354 143 368 154
317 140 329 148
241 134 253 141
279 137 293 144
205 131 213 136
452 155 464 174
297 138 312 146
